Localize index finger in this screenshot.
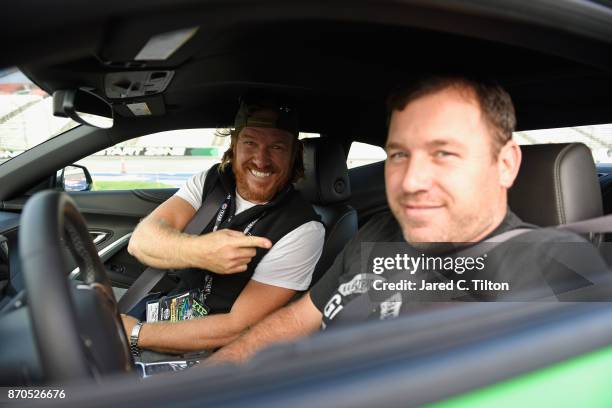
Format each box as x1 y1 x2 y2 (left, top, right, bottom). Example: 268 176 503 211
236 235 272 249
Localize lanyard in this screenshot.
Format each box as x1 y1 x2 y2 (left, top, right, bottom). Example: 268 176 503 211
212 194 266 235
212 194 232 232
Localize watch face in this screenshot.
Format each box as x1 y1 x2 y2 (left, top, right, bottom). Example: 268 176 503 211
131 322 142 343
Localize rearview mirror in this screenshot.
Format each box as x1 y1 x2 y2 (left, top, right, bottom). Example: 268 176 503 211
53 89 114 129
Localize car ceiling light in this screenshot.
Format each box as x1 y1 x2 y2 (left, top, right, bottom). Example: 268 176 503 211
134 27 199 61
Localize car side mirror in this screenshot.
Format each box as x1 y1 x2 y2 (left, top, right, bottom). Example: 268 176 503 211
53 89 114 129
58 164 93 192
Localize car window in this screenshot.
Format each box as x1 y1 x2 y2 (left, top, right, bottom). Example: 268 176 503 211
0 67 79 166
515 124 612 164
347 141 387 169
77 130 322 191
75 129 231 190
298 133 320 140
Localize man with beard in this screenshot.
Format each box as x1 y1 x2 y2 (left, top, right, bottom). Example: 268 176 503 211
205 76 608 365
122 97 325 354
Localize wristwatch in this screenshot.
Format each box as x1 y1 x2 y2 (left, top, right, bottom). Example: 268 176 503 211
130 320 144 357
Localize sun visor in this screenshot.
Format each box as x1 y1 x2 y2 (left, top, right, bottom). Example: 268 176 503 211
134 27 198 61
98 23 200 68
114 95 166 117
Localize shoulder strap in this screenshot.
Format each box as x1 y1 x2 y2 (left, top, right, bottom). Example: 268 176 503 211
451 228 533 258
184 167 224 235
556 214 612 234
455 213 612 258
118 172 226 314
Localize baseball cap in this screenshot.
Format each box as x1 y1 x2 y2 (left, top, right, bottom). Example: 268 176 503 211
233 95 299 138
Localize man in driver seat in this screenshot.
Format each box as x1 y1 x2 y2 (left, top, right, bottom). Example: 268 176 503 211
122 96 325 355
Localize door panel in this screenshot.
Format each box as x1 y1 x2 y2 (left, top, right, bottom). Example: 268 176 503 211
68 188 177 217
70 188 177 287
3 188 178 289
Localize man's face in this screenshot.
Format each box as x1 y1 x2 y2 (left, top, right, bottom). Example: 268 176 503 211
385 86 510 244
233 127 294 204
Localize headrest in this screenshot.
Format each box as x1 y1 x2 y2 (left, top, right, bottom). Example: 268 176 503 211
509 143 603 226
295 138 351 205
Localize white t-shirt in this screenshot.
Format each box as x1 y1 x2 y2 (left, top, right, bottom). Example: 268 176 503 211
175 169 325 290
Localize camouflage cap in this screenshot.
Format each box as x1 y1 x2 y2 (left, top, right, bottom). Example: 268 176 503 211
233 97 299 138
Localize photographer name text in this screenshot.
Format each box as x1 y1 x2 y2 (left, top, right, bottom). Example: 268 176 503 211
373 279 509 291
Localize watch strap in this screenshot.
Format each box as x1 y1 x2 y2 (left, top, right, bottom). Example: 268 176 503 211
130 321 144 357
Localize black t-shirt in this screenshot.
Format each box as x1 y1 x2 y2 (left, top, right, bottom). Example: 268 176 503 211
309 210 609 329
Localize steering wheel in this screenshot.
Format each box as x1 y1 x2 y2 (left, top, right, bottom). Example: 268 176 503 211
19 191 134 382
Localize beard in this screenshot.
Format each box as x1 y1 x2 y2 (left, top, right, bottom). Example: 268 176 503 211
233 161 289 203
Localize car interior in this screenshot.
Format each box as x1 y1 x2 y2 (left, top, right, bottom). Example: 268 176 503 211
1 0 612 405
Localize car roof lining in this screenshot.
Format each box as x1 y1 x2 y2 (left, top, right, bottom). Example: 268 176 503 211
11 0 612 146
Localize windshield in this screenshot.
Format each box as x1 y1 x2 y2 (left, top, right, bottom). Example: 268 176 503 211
0 67 78 165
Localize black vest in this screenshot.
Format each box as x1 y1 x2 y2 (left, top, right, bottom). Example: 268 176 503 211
176 163 321 314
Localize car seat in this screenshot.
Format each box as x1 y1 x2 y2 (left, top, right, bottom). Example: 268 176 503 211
509 142 604 244
295 138 358 286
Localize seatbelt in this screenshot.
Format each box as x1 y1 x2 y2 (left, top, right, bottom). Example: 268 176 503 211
451 228 533 258
332 214 612 325
556 215 612 234
117 185 226 314
414 213 612 259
